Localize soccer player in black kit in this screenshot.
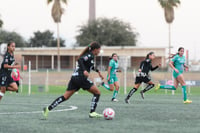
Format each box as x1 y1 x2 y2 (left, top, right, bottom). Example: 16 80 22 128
43 42 104 118
125 52 161 104
0 42 21 102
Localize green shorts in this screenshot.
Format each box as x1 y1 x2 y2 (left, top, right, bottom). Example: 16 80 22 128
107 76 118 85
173 71 183 78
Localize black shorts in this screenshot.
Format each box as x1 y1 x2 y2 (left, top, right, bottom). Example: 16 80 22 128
135 76 151 84
0 74 15 87
15 81 19 87
67 76 94 91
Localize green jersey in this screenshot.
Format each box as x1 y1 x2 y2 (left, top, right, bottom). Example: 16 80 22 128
108 59 118 77
172 54 185 73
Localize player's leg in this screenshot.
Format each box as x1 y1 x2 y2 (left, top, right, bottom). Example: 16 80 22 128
177 74 192 104
140 81 155 99
7 82 18 92
173 78 179 89
112 79 120 102
43 90 76 118
101 77 114 91
87 85 103 118
43 78 77 118
0 75 7 101
0 87 6 101
155 72 178 91
125 83 141 103
16 81 20 93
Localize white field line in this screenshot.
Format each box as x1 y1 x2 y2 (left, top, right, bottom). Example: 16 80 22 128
0 105 78 115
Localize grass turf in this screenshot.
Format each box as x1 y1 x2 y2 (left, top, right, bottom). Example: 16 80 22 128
0 90 200 133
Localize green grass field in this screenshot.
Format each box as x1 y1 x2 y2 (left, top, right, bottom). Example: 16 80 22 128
0 86 200 133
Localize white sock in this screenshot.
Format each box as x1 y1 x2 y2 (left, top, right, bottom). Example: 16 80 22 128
0 92 4 96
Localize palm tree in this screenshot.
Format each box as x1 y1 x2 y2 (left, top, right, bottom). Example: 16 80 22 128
0 19 3 28
47 0 67 71
158 0 180 57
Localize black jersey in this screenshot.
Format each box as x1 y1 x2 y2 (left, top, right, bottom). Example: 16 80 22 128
0 52 15 76
72 52 97 76
139 59 158 76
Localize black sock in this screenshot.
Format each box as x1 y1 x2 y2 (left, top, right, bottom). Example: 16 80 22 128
142 84 155 93
90 94 100 113
48 96 66 111
126 88 138 99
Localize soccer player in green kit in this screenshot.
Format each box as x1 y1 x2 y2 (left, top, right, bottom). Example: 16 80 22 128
155 47 192 104
102 53 121 102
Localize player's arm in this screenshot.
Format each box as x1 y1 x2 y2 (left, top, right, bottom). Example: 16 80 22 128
151 64 160 71
3 64 20 69
116 69 122 72
138 61 145 72
78 56 88 77
107 66 112 80
169 61 179 73
184 64 189 71
92 67 104 80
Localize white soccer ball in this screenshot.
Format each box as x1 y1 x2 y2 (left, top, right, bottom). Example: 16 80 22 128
103 108 115 120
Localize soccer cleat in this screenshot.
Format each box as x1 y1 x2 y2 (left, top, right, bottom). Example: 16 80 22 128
125 98 130 104
183 99 192 104
154 84 160 91
140 91 144 99
101 82 104 86
89 112 103 118
111 98 119 102
43 107 49 119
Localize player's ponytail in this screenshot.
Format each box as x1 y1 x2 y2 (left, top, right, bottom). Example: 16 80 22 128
168 47 184 59
77 41 100 60
146 52 154 59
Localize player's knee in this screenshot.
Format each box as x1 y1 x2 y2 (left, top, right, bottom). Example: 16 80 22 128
110 87 114 91
14 86 18 91
96 90 101 95
151 84 155 87
1 87 6 93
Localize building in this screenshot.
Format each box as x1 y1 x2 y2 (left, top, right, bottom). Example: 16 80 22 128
14 46 166 71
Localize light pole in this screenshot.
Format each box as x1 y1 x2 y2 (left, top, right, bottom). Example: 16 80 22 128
100 49 104 71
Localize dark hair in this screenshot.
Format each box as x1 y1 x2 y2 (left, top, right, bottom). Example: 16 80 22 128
7 41 15 47
77 41 100 60
109 53 117 61
169 47 184 59
7 41 15 52
112 53 117 57
146 52 154 59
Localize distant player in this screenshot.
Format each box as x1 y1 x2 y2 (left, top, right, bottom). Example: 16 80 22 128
125 52 161 103
0 42 21 102
43 42 104 118
101 53 121 102
155 47 192 104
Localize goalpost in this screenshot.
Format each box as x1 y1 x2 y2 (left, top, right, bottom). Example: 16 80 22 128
118 56 131 94
28 61 31 96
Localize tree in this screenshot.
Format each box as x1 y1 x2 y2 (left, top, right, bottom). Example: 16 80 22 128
0 30 26 47
0 19 3 28
47 0 68 71
29 30 65 47
158 0 180 56
76 18 138 46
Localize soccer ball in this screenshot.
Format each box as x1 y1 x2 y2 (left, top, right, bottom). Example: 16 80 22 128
103 108 115 120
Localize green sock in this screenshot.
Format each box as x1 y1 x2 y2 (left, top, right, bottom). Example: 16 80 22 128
102 83 110 90
112 90 118 99
182 86 187 101
160 85 176 90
